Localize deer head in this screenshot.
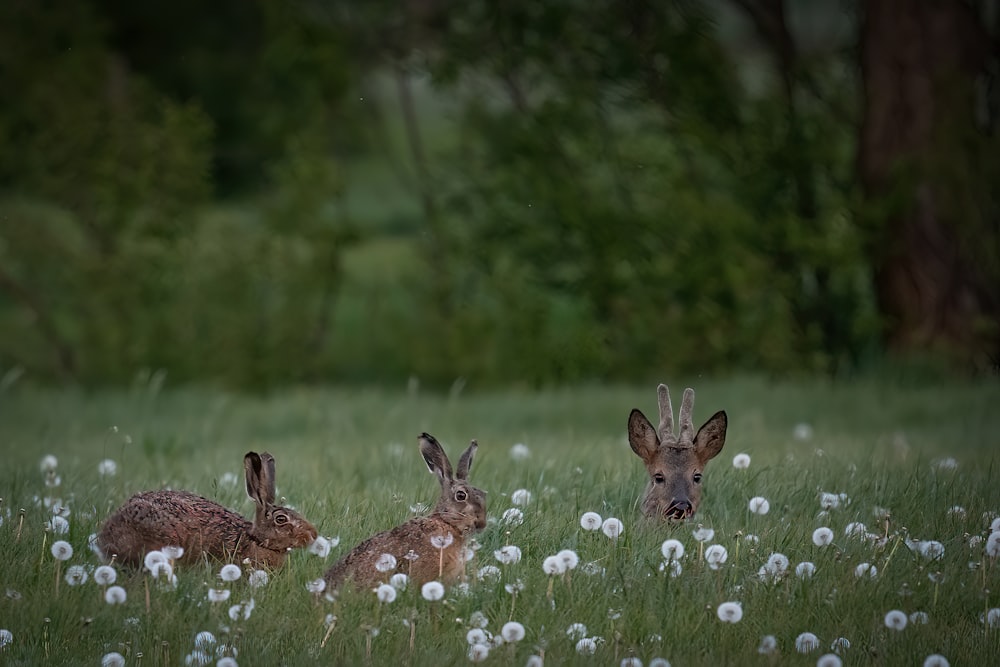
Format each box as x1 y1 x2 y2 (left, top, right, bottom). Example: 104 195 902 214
628 384 727 521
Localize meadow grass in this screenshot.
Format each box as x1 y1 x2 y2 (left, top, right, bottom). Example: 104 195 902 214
0 376 998 666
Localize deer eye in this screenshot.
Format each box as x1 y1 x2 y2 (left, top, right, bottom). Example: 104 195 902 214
653 473 666 484
693 473 703 484
454 489 468 502
273 512 289 525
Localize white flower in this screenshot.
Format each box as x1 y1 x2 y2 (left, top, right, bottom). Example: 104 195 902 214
104 585 127 604
421 581 444 601
511 489 532 506
732 453 751 469
660 539 685 561
466 628 488 645
884 609 907 630
40 455 59 472
793 423 813 440
557 549 579 570
947 505 966 518
812 527 834 547
659 560 682 577
50 540 73 561
923 656 950 667
431 533 455 549
991 516 1000 532
580 511 603 530
144 550 168 571
844 522 867 538
830 637 850 653
932 457 958 470
305 578 327 594
390 573 408 590
920 540 944 560
854 562 877 578
97 459 118 476
744 533 759 545
477 565 501 582
217 658 238 667
65 565 88 586
716 601 742 623
501 621 525 642
88 533 102 557
468 643 490 662
705 544 728 569
194 631 216 649
984 531 1000 557
526 655 544 667
185 650 212 666
375 553 398 572
984 607 1000 628
94 565 117 586
816 654 843 667
309 536 332 558
160 545 184 560
376 583 396 603
469 611 489 628
101 652 125 667
909 611 929 625
765 552 789 574
495 545 522 565
219 564 241 582
819 492 840 510
542 555 566 575
47 516 70 535
748 497 770 515
582 561 606 576
692 527 714 542
649 659 671 667
795 562 816 579
575 638 598 655
566 623 588 640
502 508 524 527
246 569 269 588
757 635 777 655
601 517 624 539
795 632 820 653
969 535 984 548
207 589 231 603
509 443 531 461
149 561 173 580
621 658 643 667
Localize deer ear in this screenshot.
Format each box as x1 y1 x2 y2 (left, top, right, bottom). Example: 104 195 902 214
628 409 659 464
694 410 727 464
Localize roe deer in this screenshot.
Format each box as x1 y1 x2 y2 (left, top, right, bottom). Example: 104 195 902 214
628 384 727 520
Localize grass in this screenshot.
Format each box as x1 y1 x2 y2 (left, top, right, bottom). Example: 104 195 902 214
0 376 998 666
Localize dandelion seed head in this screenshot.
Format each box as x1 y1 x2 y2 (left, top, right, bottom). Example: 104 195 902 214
219 564 241 582
816 654 843 667
468 611 488 628
247 569 269 588
983 607 1000 628
65 565 88 586
47 516 70 535
309 536 332 558
854 562 877 578
732 453 751 469
0 629 12 648
510 489 532 506
494 545 522 565
659 560 682 577
793 423 813 440
830 637 850 653
748 497 770 515
389 573 408 590
845 522 867 538
884 609 907 630
40 455 58 472
421 580 444 601
376 583 397 603
920 540 945 560
101 652 125 667
812 527 835 547
526 655 544 667
104 585 127 605
505 580 525 595
216 658 238 667
466 628 488 645
501 621 525 642
431 532 455 549
575 638 598 655
716 601 742 623
185 650 212 666
94 565 117 586
621 658 643 667
984 531 1000 557
757 635 777 655
542 555 566 575
795 632 820 653
207 589 231 603
501 508 524 527
375 553 398 572
468 643 490 662
194 631 216 649
692 527 714 542
923 655 950 667
566 623 588 640
660 539 685 561
795 561 816 579
601 517 624 539
50 540 73 561
909 611 929 625
144 550 167 571
932 457 958 471
557 549 579 570
305 578 326 594
705 545 728 566
97 459 118 477
766 552 790 574
819 492 840 510
580 511 603 530
509 443 531 461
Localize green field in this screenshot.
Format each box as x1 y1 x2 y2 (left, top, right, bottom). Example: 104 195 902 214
1 377 999 665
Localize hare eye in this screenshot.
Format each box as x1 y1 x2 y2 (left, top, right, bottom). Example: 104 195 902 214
454 490 468 502
653 473 665 484
273 512 289 525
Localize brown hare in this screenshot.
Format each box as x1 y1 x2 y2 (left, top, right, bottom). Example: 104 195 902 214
97 452 317 568
323 433 486 592
629 383 727 521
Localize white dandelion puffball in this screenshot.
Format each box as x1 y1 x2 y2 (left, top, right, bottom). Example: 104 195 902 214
97 459 118 476
692 526 714 542
705 545 728 569
161 545 184 560
308 536 332 558
947 505 966 518
566 623 588 640
909 611 929 625
104 585 127 605
845 522 867 538
557 549 580 570
661 539 685 561
984 607 1000 628
575 638 598 655
923 656 950 667
502 508 525 527
0 629 12 648
144 550 168 571
194 631 216 649
884 609 907 630
494 545 522 564
65 565 88 586
854 562 877 578
305 578 327 594
602 517 624 539
793 423 813 440
477 565 502 582
248 569 269 588
766 552 790 574
219 564 241 582
467 628 488 645
795 562 816 579
501 621 526 642
430 533 454 549
812 527 835 547
94 565 117 586
732 453 751 469
375 553 398 572
511 489 532 506
468 643 490 663
920 540 944 560
50 540 73 561
376 583 397 603
830 637 850 653
660 559 682 577
390 573 409 590
505 580 525 595
101 652 125 667
469 611 489 628
933 457 958 470
217 658 238 667
40 454 59 472
149 561 173 580
207 589 231 603
716 601 743 623
819 492 840 510
509 443 531 461
991 516 1000 532
526 656 545 667
816 654 843 667
421 580 445 601
758 635 777 655
621 658 643 667
748 497 770 515
48 516 70 535
185 650 211 666
649 659 671 667
580 511 603 531
984 531 1000 557
795 632 820 653
542 555 566 575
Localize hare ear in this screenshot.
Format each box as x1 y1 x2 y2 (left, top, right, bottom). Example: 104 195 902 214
455 440 477 480
628 409 660 465
694 411 727 465
419 433 454 483
258 452 277 505
244 451 271 508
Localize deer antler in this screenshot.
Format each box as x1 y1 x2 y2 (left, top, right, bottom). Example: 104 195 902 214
656 384 675 444
677 388 696 447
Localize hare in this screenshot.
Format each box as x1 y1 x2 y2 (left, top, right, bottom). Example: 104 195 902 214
97 451 318 568
324 433 486 592
629 384 727 521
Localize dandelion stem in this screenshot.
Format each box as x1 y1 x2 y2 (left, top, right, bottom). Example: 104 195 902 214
320 616 338 648
509 589 517 620
54 560 61 598
438 547 444 579
365 628 372 665
16 509 25 542
144 576 151 614
38 531 48 570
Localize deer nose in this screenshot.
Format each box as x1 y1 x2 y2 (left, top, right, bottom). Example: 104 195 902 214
665 500 692 520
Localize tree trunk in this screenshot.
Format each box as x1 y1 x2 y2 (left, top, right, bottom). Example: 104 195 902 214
859 0 997 367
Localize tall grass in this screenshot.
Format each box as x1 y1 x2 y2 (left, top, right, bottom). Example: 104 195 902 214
0 377 998 665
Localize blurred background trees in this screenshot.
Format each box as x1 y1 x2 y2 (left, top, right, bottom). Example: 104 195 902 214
0 0 997 389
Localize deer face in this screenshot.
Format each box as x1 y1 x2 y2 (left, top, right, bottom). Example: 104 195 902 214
628 385 727 521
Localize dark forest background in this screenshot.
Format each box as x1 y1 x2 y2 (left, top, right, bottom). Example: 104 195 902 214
1 0 997 389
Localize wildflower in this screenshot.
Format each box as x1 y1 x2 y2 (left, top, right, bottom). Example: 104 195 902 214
47 516 70 535
793 423 813 440
575 638 598 655
185 650 212 666
844 522 867 538
580 512 603 531
744 533 760 545
468 643 490 662
195 631 216 649
102 652 126 667
248 570 269 588
94 565 117 586
830 637 850 653
854 562 877 578
149 562 173 580
819 492 840 510
477 565 501 582
88 533 102 557
909 611 929 624
217 564 240 582
920 541 944 560
217 658 238 667
502 508 525 527
659 560 682 577
557 549 579 570
947 505 965 518
601 517 624 539
501 621 525 642
511 489 532 506
991 516 1000 532
227 601 253 621
692 527 714 542
207 589 231 603
812 527 834 547
732 453 751 469
65 565 88 586
985 531 1000 557
375 553 398 572
932 457 958 470
795 562 816 579
795 632 820 653
884 610 907 630
430 534 454 551
766 552 790 574
705 544 728 569
542 556 566 575
161 545 184 560
872 506 891 520
716 602 742 623
566 623 588 640
748 497 770 515
494 545 522 565
661 539 685 561
0 629 12 648
50 540 73 561
376 584 397 603
505 580 525 595
309 536 332 558
467 628 488 645
984 608 1000 628
816 654 842 667
40 455 59 472
97 459 118 476
526 656 544 667
923 656 950 667
649 659 671 667
305 578 326 594
969 535 984 548
144 550 167 571
421 581 445 601
582 561 606 576
390 573 408 590
469 611 489 628
621 658 643 667
105 585 127 604
509 443 531 461
757 635 777 655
